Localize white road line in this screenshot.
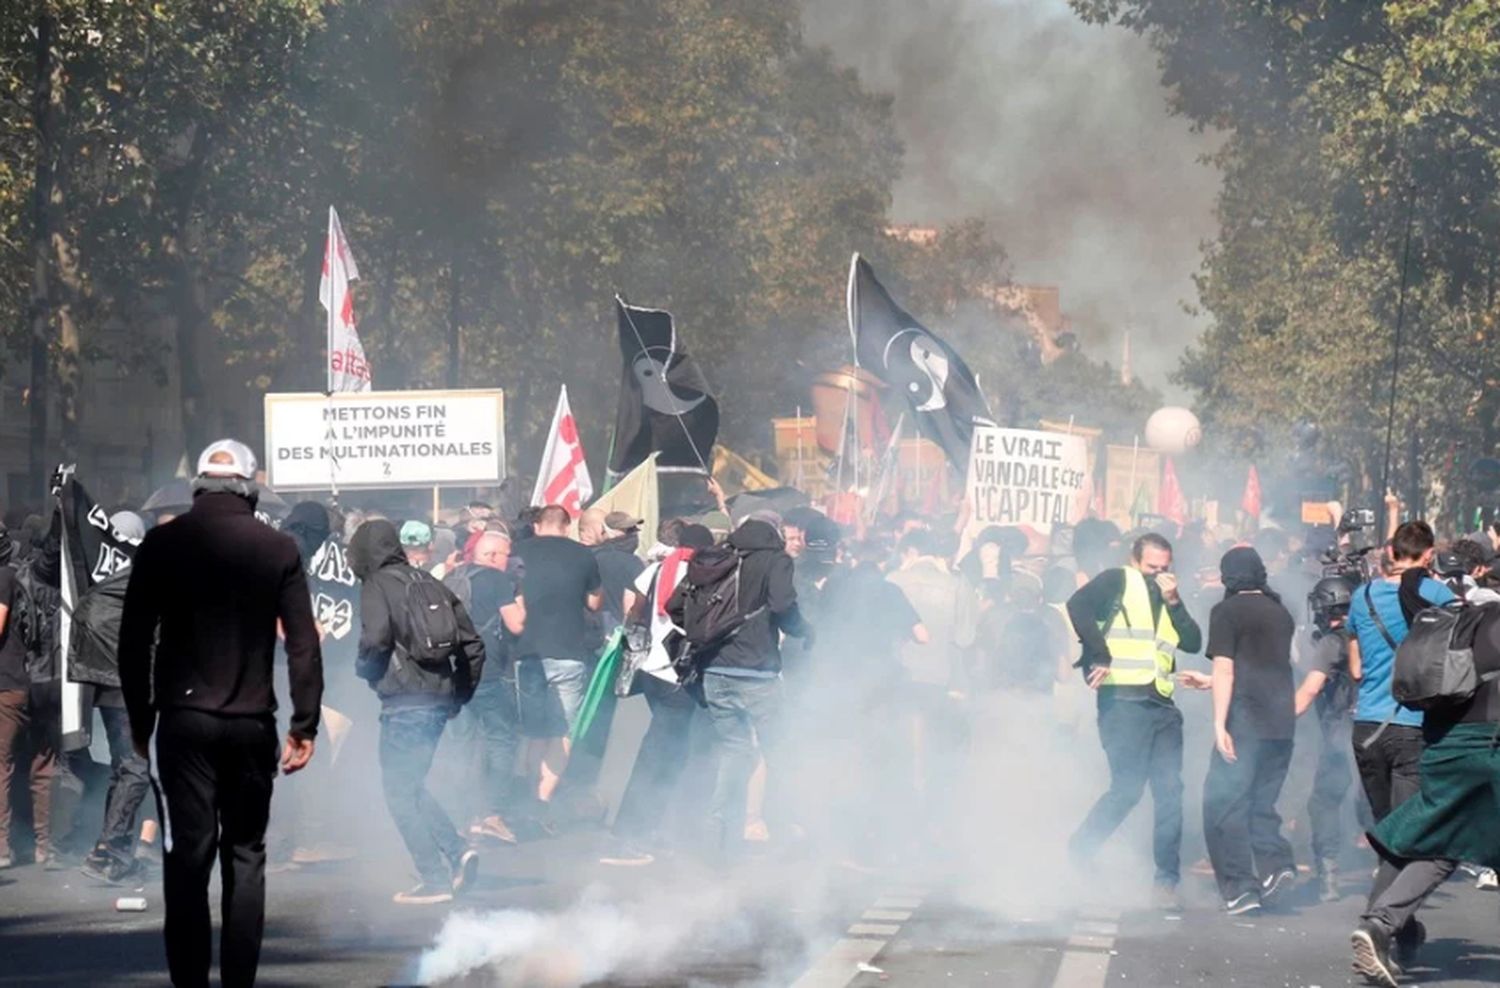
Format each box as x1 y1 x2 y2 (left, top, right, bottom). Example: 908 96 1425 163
871 895 923 910
847 922 903 937
860 909 914 922
789 938 888 988
1052 910 1119 988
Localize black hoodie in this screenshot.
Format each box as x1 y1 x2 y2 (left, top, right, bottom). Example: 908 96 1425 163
350 520 485 709
691 519 810 674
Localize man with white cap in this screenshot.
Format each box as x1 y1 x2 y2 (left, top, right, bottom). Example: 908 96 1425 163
120 439 323 988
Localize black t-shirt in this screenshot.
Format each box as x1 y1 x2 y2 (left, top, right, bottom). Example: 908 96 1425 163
0 566 30 692
1206 592 1296 740
594 545 645 629
468 566 518 632
511 536 602 661
817 565 921 679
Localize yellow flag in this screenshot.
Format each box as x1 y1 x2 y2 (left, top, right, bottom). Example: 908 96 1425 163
587 453 659 559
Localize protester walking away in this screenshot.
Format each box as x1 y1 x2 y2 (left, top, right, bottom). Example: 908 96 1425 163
1349 600 1500 985
1200 547 1298 915
1066 532 1206 911
0 524 49 870
668 512 811 862
351 518 485 904
10 503 64 868
1348 522 1453 823
509 505 602 815
886 529 977 820
69 511 152 883
602 523 714 866
1294 575 1359 901
118 440 323 988
444 530 526 845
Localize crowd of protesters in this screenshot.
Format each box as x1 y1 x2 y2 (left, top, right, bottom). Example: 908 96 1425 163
2 443 1499 987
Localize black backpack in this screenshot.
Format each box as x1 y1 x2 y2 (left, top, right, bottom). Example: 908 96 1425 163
1392 601 1497 711
668 545 764 685
392 567 463 669
13 560 61 685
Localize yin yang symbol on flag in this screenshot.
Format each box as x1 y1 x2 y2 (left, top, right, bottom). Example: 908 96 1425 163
632 349 708 415
883 328 951 412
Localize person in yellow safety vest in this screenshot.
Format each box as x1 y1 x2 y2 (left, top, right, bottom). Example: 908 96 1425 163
1064 532 1208 912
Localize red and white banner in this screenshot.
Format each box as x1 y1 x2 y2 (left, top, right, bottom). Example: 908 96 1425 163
320 206 372 393
531 385 592 515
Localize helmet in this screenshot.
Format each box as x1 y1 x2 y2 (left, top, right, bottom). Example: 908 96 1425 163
1308 574 1356 631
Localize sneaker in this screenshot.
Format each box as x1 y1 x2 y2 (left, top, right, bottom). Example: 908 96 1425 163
393 883 453 905
469 816 518 845
599 840 655 867
1476 867 1499 891
451 849 479 895
1225 891 1262 916
0 853 11 869
81 850 139 885
1260 867 1297 907
1351 921 1399 987
1393 918 1426 966
1152 883 1184 912
744 819 770 843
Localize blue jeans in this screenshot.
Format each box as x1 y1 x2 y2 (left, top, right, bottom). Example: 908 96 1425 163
517 657 587 738
378 706 465 886
703 673 782 851
470 669 520 817
97 705 151 862
1070 698 1185 886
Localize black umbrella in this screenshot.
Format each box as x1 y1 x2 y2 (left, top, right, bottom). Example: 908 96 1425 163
141 478 290 519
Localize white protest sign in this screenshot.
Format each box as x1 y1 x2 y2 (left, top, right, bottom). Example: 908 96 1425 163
265 389 505 491
966 426 1089 532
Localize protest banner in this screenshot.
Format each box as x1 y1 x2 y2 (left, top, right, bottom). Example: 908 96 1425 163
1104 442 1161 531
265 389 505 491
966 426 1088 533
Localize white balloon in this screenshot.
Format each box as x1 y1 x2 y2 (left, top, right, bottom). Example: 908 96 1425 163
1145 406 1202 454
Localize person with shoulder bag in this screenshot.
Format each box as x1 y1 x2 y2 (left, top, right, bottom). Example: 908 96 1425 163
350 519 485 905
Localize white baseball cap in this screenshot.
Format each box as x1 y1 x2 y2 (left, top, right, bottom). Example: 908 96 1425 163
196 439 258 480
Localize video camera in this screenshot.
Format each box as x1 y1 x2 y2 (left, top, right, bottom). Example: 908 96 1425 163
1319 507 1381 583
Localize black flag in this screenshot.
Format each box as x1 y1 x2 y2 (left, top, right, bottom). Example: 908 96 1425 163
59 475 139 589
847 254 992 468
608 296 719 480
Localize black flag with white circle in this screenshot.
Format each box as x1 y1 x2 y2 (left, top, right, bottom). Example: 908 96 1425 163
608 296 720 481
847 254 992 468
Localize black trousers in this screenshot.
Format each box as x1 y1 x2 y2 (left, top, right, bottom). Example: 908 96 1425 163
1352 722 1424 821
613 676 696 843
156 710 278 988
1203 738 1295 900
1070 698 1184 886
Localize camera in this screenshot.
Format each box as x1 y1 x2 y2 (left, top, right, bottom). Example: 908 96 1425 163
1319 507 1381 582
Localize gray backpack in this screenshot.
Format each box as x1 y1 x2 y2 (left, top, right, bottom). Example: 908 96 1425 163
1392 601 1495 711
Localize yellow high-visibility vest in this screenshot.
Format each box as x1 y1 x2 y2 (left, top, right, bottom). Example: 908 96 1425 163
1099 567 1180 698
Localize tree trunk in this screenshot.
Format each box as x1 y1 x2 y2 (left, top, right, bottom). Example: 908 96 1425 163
25 12 56 502
163 125 214 457
294 213 325 392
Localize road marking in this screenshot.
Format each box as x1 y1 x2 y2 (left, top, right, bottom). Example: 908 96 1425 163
1052 910 1119 988
847 922 902 937
861 909 913 922
791 888 927 987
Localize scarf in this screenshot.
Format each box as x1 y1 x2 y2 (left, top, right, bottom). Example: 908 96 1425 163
656 546 696 618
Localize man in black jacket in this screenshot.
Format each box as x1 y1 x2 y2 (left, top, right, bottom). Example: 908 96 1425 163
119 440 323 988
350 519 484 905
672 512 811 859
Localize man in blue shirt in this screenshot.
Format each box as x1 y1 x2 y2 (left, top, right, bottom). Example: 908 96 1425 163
1348 521 1454 822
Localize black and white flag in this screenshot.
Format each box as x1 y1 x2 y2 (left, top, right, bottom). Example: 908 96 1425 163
847 253 992 469
608 295 719 482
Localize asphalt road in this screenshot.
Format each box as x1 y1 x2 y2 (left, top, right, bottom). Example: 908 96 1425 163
2 829 1497 987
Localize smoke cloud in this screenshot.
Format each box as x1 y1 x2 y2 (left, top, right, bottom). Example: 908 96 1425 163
799 0 1222 385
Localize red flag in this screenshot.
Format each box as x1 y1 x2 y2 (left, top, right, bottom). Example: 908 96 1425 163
1158 457 1187 526
531 386 593 516
319 206 372 393
1241 465 1262 521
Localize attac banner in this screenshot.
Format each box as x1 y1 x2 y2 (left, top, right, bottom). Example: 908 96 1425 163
966 426 1088 532
265 389 505 491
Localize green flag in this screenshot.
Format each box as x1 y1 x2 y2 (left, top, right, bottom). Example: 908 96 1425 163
570 628 625 745
1130 483 1151 522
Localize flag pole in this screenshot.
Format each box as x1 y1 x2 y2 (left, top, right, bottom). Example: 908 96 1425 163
1128 435 1140 527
